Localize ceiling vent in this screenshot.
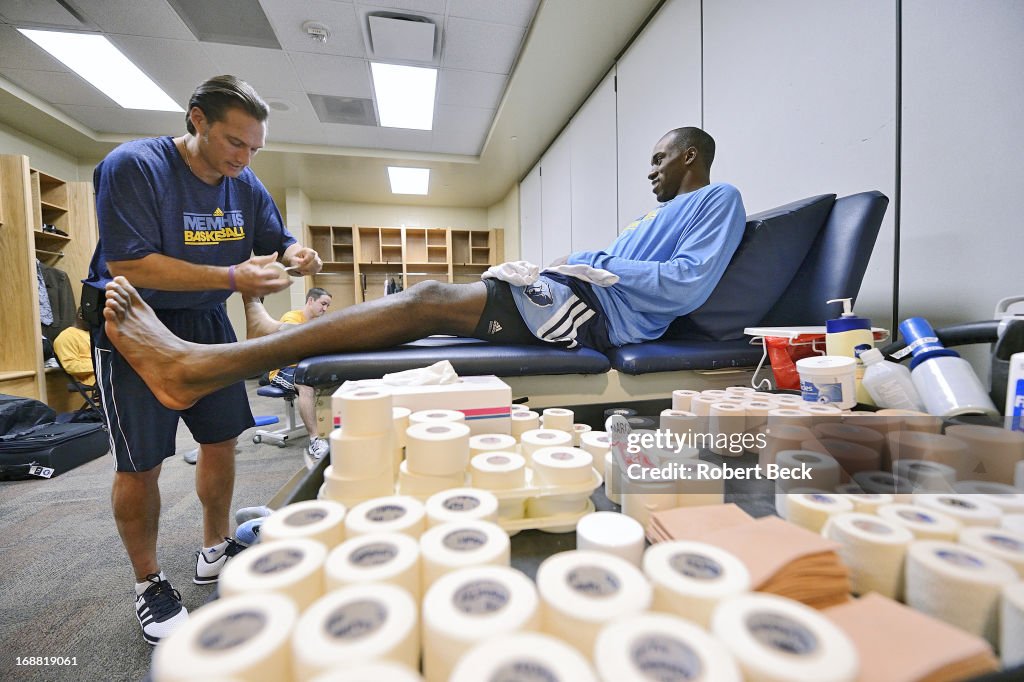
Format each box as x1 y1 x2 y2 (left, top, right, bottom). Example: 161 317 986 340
166 0 281 49
364 12 438 64
308 94 377 126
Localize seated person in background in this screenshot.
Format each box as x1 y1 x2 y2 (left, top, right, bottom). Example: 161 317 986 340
100 126 747 411
53 307 95 386
256 287 333 462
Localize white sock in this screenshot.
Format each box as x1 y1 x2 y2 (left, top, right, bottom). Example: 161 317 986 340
201 539 229 560
135 571 167 596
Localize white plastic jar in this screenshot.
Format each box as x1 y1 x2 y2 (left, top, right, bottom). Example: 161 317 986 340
796 356 857 409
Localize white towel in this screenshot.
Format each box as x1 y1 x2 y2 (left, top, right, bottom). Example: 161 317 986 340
482 260 619 287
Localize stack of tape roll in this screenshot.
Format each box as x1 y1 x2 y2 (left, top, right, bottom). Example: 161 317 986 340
528 446 595 518
306 661 423 682
876 503 962 541
643 540 751 628
345 496 426 539
711 593 860 682
540 407 574 433
831 488 894 514
958 526 1024 577
448 632 597 682
151 593 297 682
219 538 327 611
520 428 573 457
740 400 774 431
660 409 698 436
822 512 913 599
603 451 622 506
405 422 470 476
409 408 465 426
571 423 591 447
468 433 517 459
916 493 1002 528
510 403 531 413
425 488 499 527
1002 583 1024 668
422 565 540 682
779 492 855 533
799 403 844 420
945 424 1024 484
291 583 419 678
260 500 347 549
689 394 719 425
510 410 540 439
759 424 815 467
419 519 510 589
812 439 880 482
470 452 526 490
904 540 1018 646
595 613 742 682
323 463 394 506
604 406 638 420
953 480 1024 513
851 470 915 500
767 408 811 428
773 394 807 408
875 408 943 433
726 385 756 398
579 430 611 459
894 459 957 492
334 387 394 434
326 389 397 505
574 511 645 566
393 407 411 473
398 461 465 497
626 415 657 430
536 549 652 657
708 402 746 456
329 430 394 480
324 532 420 600
774 450 840 492
887 431 970 480
671 389 700 411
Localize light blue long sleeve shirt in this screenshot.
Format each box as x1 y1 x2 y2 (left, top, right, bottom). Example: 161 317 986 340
567 182 745 345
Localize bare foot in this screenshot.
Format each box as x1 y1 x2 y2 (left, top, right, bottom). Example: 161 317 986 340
243 295 284 339
103 277 223 410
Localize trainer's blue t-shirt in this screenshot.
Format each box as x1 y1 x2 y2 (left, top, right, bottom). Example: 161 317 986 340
567 182 745 346
85 136 295 309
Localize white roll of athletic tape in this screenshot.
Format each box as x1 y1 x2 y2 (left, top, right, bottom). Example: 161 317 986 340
536 549 652 657
660 409 698 436
422 565 540 682
470 452 526 490
520 428 573 457
852 470 915 498
711 593 859 682
831 488 894 514
894 459 957 492
398 460 465 498
510 410 541 439
219 538 327 611
822 512 913 599
322 465 394 505
152 593 297 682
419 519 510 589
324 531 421 599
1001 583 1024 669
469 433 518 457
291 583 419 679
782 492 855 533
707 402 747 457
541 407 574 433
876 503 962 541
392 406 411 449
604 451 622 505
345 496 426 539
690 394 718 418
329 429 393 479
260 499 347 549
775 450 841 493
405 421 471 476
594 612 743 682
526 493 590 519
1003 513 1024 534
621 481 679 530
574 512 645 566
307 661 423 682
766 408 812 429
580 430 612 459
531 446 594 486
425 487 499 527
916 493 1002 527
409 408 465 426
799 403 844 422
334 387 393 436
672 389 700 412
449 632 598 682
904 540 1018 645
725 385 756 398
643 540 751 628
572 423 592 447
510 403 530 413
739 401 774 431
952 481 1024 513
959 526 1024 577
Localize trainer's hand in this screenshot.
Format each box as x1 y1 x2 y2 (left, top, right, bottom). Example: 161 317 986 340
286 246 323 276
231 253 291 296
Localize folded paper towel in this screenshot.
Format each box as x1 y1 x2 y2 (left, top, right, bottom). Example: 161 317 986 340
382 360 459 386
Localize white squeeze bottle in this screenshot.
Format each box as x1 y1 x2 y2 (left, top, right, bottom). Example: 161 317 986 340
825 298 875 405
857 345 926 411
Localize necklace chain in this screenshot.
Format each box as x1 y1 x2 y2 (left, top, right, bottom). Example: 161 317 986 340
181 136 194 174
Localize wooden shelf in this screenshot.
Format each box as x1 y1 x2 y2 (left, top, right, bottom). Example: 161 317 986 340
0 369 37 381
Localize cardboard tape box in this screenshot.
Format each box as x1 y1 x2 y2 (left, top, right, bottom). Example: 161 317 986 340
332 375 512 435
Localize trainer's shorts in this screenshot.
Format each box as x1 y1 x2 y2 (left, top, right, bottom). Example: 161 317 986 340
93 305 254 472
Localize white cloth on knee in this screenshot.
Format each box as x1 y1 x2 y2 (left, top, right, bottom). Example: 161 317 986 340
482 260 619 287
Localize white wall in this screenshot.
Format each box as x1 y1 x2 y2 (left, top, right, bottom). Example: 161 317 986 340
519 164 543 265
570 70 618 251
309 201 487 229
487 184 520 261
539 131 572 265
0 120 81 180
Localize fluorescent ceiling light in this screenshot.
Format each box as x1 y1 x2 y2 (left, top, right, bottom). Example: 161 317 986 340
18 29 183 112
371 62 436 130
388 167 430 195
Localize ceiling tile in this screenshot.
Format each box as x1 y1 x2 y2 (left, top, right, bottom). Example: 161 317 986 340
260 0 364 58
202 43 301 96
54 102 183 135
377 126 434 153
0 23 69 70
0 0 85 28
108 35 215 94
290 52 371 98
357 0 445 15
0 67 115 107
442 17 524 74
260 89 325 146
448 0 539 28
436 68 506 109
322 122 379 148
431 104 493 155
73 0 194 40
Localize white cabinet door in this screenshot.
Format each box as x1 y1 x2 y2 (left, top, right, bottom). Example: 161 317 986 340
539 131 573 266
570 69 618 252
518 162 543 267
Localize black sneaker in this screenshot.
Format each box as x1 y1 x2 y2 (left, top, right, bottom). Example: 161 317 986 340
193 537 249 584
135 574 188 645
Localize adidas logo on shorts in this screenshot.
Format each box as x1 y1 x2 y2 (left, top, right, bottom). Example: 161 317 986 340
487 320 503 334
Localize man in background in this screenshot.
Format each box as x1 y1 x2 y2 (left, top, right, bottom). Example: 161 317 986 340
53 308 95 386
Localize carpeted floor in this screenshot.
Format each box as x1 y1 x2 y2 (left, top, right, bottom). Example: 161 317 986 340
0 381 311 682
